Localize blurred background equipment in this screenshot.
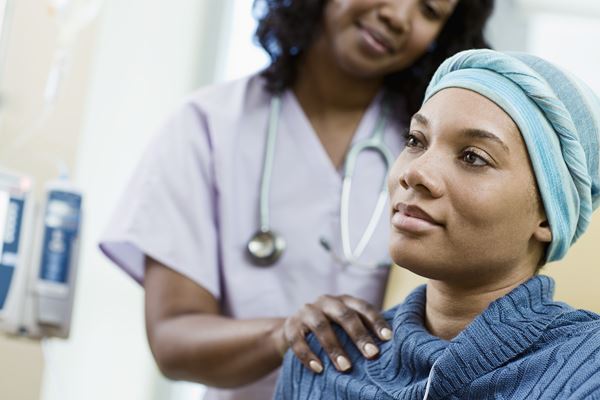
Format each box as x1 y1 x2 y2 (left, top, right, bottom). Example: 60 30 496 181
0 0 93 343
0 170 82 339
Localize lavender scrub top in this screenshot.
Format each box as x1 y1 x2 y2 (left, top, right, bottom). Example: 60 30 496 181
99 74 407 400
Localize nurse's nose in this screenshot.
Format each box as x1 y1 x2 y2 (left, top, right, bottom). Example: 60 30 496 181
378 0 418 34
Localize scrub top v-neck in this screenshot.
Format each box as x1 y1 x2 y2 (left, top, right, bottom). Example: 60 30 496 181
99 73 407 400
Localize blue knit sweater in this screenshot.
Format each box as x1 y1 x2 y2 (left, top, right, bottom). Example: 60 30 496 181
274 276 600 399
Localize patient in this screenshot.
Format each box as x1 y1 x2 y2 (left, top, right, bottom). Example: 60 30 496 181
274 50 600 399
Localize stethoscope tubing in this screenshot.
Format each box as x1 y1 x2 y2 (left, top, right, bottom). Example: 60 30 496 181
340 102 394 262
259 96 282 233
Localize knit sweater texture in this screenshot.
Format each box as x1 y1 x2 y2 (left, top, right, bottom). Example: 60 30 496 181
274 275 600 399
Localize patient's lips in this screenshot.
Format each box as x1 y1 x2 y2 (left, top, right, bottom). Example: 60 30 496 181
391 203 442 234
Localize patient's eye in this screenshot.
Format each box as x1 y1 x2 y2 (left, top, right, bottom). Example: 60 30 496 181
405 133 425 149
461 150 489 167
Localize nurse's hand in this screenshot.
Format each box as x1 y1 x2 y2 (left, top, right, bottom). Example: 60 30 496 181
274 294 393 374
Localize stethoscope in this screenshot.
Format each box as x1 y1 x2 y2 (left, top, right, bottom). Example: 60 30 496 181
246 95 395 267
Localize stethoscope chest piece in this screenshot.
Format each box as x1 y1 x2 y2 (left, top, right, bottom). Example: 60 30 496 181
246 229 286 266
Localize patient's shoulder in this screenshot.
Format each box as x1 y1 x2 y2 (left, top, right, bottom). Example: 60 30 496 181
531 308 600 364
545 308 600 338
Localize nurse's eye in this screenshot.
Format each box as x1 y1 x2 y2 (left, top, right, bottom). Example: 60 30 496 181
461 150 490 167
420 1 442 20
405 133 426 150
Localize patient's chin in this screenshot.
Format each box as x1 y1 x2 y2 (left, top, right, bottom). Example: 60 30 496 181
389 235 436 272
390 249 441 280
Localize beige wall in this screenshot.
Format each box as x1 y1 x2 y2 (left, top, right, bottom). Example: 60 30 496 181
0 0 97 189
0 0 98 399
0 337 43 400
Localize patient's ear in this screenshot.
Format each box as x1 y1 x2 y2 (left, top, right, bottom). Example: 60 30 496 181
533 219 552 243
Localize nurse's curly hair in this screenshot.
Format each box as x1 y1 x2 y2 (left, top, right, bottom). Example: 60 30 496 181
254 0 494 117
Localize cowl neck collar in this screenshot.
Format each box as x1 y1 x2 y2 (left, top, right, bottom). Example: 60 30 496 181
366 275 571 399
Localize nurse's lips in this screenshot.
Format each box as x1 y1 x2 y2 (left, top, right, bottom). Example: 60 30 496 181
357 22 396 55
391 203 443 233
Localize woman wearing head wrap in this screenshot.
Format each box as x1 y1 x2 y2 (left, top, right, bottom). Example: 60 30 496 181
274 49 600 399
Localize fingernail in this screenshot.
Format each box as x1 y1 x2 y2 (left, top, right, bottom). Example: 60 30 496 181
380 328 393 340
336 355 351 371
363 343 379 357
309 360 323 374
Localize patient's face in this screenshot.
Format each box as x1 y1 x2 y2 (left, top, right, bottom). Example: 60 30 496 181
388 88 548 286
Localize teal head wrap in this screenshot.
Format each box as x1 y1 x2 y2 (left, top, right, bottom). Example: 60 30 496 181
424 49 600 262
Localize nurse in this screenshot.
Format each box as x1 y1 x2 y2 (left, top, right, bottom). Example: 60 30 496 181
99 1 494 399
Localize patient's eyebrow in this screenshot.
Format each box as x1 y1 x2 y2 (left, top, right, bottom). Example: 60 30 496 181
411 113 510 153
463 128 510 154
411 113 429 127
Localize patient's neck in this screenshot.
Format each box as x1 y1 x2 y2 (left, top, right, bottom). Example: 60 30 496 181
424 272 533 341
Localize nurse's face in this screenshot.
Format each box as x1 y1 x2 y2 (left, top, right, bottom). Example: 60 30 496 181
387 88 552 286
321 0 457 78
